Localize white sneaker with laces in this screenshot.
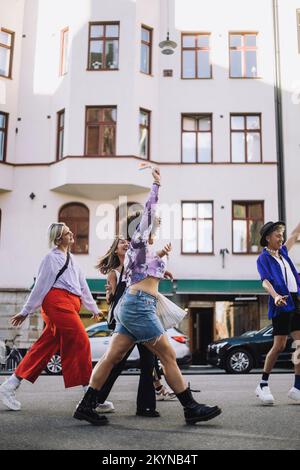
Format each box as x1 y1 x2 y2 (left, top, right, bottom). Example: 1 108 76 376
255 384 275 405
95 400 115 413
287 387 300 402
155 386 177 401
0 380 21 411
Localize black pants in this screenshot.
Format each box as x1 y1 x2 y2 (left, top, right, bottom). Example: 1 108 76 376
272 293 300 336
153 356 162 382
97 343 156 411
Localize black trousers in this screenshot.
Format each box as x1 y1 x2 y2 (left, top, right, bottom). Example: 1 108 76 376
97 343 156 411
154 356 162 381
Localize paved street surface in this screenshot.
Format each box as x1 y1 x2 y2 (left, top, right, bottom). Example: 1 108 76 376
0 374 299 450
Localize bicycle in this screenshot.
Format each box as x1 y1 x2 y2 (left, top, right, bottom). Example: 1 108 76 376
0 335 23 372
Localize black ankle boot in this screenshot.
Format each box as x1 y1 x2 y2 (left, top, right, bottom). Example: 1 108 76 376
73 387 108 426
176 388 222 425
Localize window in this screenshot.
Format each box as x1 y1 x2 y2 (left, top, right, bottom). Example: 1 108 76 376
85 107 117 156
229 33 258 78
230 114 262 163
297 10 300 53
0 28 14 78
182 33 211 79
0 112 8 162
139 109 150 160
60 27 69 76
87 324 111 338
56 109 65 161
232 201 264 254
182 114 212 163
59 203 89 254
89 329 111 338
141 25 152 74
116 202 143 238
88 22 119 70
182 202 213 254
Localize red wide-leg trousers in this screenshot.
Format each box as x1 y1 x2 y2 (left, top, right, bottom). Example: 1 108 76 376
15 288 92 388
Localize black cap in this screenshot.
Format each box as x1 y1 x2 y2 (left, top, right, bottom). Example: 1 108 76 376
259 221 286 247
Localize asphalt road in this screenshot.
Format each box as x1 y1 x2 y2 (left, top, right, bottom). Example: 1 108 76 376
0 374 299 451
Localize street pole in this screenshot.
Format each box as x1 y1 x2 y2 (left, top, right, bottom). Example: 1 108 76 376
272 0 286 222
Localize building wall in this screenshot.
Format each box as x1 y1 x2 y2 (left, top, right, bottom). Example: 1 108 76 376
278 0 300 266
1 0 299 350
0 290 43 347
1 0 282 283
0 0 25 163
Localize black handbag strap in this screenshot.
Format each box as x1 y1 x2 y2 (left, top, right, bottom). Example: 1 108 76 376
107 266 125 330
54 251 70 284
111 266 125 302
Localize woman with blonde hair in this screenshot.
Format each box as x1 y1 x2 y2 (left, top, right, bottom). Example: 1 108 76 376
0 223 105 424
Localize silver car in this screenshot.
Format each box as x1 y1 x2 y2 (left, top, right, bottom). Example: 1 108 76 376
45 321 191 375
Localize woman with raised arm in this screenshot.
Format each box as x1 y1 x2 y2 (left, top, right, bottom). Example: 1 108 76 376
74 168 222 426
256 221 300 405
94 236 161 417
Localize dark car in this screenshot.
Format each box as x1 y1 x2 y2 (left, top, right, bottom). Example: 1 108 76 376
207 325 295 374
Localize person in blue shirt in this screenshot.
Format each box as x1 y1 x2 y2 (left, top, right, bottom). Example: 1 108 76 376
256 220 300 405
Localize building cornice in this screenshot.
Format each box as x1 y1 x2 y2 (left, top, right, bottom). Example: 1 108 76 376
0 156 279 168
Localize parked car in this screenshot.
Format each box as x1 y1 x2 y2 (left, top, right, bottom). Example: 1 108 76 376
207 325 295 374
45 321 191 375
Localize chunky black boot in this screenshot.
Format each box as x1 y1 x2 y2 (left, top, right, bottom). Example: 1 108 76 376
73 387 108 426
176 388 222 425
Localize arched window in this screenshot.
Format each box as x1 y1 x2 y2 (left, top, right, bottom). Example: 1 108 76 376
59 203 89 254
115 202 143 238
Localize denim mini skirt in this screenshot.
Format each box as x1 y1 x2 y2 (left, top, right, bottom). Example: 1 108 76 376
114 289 165 343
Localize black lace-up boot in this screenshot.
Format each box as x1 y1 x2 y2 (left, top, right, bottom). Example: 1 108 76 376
73 387 108 426
176 387 222 425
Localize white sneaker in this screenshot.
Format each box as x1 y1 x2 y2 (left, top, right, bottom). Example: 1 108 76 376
155 386 177 401
95 400 115 413
0 380 21 411
287 387 300 402
255 384 275 405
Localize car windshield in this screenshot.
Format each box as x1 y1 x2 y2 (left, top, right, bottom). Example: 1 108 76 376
255 325 272 335
86 323 110 337
241 331 257 337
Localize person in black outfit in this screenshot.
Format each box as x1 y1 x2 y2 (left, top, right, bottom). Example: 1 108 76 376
94 236 160 417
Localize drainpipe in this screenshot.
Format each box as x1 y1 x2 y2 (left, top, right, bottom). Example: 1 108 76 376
272 0 286 221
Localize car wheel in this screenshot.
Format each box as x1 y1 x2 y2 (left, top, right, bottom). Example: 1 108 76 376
45 354 62 375
225 348 254 374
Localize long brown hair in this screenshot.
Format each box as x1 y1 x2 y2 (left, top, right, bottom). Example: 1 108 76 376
95 237 123 275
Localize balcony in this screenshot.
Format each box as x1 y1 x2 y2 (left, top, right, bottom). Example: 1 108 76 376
49 156 151 200
0 163 13 192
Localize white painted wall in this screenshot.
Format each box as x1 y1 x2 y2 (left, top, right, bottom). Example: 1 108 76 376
0 163 278 287
0 0 25 164
278 0 300 265
2 0 299 291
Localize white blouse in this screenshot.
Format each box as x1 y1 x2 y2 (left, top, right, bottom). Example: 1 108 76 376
274 255 298 293
20 248 99 316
